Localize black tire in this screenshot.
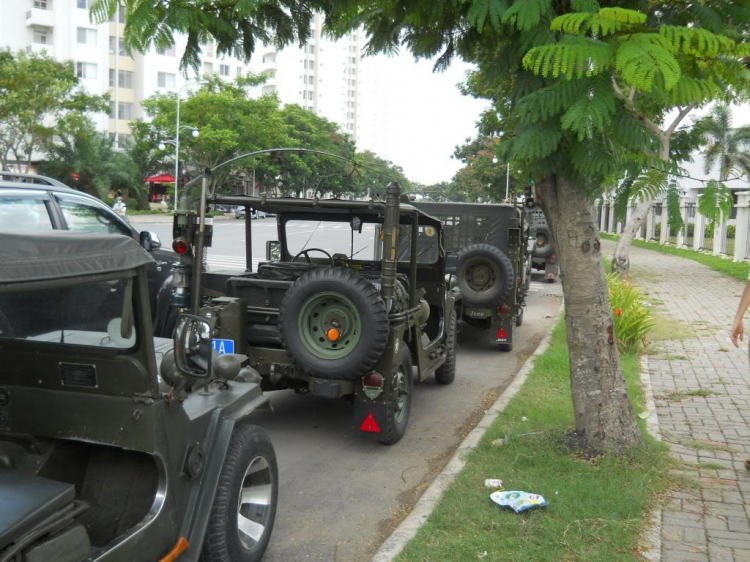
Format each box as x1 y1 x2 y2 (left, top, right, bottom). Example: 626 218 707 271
201 424 278 562
516 307 525 327
435 310 457 385
532 226 554 258
279 267 389 380
457 244 515 307
379 345 413 445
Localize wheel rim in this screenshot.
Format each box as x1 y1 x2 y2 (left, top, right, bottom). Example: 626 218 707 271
298 291 362 360
463 258 501 293
392 366 409 424
236 455 274 551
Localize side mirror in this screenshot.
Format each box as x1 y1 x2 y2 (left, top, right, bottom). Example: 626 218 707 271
351 216 362 233
266 240 281 261
445 251 459 275
140 231 161 251
174 314 212 377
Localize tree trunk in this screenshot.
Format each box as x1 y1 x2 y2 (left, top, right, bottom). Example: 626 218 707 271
611 199 651 275
537 175 643 455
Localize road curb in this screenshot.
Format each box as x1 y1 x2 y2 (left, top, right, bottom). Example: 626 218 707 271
639 354 662 562
370 305 565 562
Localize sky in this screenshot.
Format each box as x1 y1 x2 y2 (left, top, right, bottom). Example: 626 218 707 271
358 53 491 186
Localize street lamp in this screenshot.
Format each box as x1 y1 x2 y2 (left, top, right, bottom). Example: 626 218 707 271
492 156 511 202
172 79 208 212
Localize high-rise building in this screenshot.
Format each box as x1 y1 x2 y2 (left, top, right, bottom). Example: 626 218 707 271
0 2 365 155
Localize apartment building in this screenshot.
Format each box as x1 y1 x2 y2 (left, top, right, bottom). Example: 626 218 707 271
0 1 367 153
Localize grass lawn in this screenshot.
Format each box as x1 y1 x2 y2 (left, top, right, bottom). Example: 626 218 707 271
600 233 749 282
397 322 673 562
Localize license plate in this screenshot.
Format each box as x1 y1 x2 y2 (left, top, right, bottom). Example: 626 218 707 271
212 339 235 354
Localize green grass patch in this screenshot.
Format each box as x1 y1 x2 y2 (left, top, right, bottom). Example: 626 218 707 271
648 312 692 343
397 322 673 562
663 389 715 401
686 462 728 471
600 233 749 282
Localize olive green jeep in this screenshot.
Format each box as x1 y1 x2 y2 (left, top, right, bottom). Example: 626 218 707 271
0 232 277 562
174 182 461 445
411 202 530 352
526 205 559 282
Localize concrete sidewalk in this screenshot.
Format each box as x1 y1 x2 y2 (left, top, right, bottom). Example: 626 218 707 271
604 241 750 561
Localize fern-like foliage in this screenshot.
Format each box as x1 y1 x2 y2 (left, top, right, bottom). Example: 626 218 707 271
560 80 616 140
511 122 563 160
523 36 614 78
501 0 552 31
668 76 723 106
666 182 684 234
660 26 735 57
516 79 591 123
467 0 509 33
615 34 681 91
571 0 600 12
698 180 733 223
551 13 593 35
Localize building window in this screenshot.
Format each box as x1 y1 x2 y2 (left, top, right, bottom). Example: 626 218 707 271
204 41 215 58
77 27 97 45
236 67 243 76
157 72 176 89
77 0 87 8
262 53 276 64
203 62 213 75
117 102 134 120
220 64 230 76
109 69 133 88
33 30 48 45
109 9 126 23
76 62 97 80
308 75 314 85
108 36 127 56
262 85 277 96
156 43 175 56
109 101 115 118
34 0 48 9
308 91 313 100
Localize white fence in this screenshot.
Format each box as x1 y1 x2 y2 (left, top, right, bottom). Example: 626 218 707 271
596 192 750 262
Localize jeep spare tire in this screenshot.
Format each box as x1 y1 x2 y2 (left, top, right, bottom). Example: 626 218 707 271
279 267 389 380
457 244 515 307
532 226 554 258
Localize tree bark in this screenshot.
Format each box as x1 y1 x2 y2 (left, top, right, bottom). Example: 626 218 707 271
611 198 651 275
537 175 643 455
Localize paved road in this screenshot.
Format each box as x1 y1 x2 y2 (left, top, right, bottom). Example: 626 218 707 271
138 219 564 562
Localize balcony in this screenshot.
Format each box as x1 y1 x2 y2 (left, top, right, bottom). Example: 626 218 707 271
26 42 52 55
26 8 54 28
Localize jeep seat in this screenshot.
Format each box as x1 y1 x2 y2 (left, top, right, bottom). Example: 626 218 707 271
0 470 76 550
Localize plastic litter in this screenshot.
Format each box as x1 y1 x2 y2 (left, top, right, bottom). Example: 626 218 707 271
490 490 548 514
484 479 504 490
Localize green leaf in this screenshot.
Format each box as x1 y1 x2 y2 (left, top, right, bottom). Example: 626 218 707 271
615 34 681 91
501 0 552 31
698 180 733 223
523 36 615 79
659 26 735 57
666 182 684 233
511 123 563 160
559 81 616 141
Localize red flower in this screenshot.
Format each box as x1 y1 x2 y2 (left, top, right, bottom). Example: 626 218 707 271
613 309 623 317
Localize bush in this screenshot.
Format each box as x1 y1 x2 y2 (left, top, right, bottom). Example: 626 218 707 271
654 222 661 237
607 273 655 353
727 224 736 239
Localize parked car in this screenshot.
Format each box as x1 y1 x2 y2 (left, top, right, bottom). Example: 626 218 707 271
235 205 266 220
0 172 177 335
413 202 530 351
177 182 461 444
0 231 278 562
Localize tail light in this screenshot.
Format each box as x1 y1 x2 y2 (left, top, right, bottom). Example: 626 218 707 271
498 305 510 314
549 253 556 262
362 372 384 400
173 237 190 255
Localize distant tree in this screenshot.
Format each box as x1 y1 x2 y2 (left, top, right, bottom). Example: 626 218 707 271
38 122 145 205
698 104 750 183
350 151 412 198
0 49 108 172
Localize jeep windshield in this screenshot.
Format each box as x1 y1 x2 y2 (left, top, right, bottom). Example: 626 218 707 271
282 217 439 264
0 276 137 349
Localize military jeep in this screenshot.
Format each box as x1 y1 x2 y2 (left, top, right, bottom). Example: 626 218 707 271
411 202 529 352
526 205 559 282
176 182 461 445
0 232 277 562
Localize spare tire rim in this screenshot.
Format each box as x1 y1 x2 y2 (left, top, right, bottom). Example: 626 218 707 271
392 367 408 424
237 455 274 551
464 258 500 293
298 291 362 360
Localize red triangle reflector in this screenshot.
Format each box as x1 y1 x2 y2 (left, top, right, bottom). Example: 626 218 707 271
359 412 381 433
495 328 509 341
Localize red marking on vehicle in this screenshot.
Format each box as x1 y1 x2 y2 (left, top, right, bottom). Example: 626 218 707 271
495 328 509 341
498 305 510 314
359 412 381 433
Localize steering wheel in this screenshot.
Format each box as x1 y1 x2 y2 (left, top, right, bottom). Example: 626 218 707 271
292 248 334 266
